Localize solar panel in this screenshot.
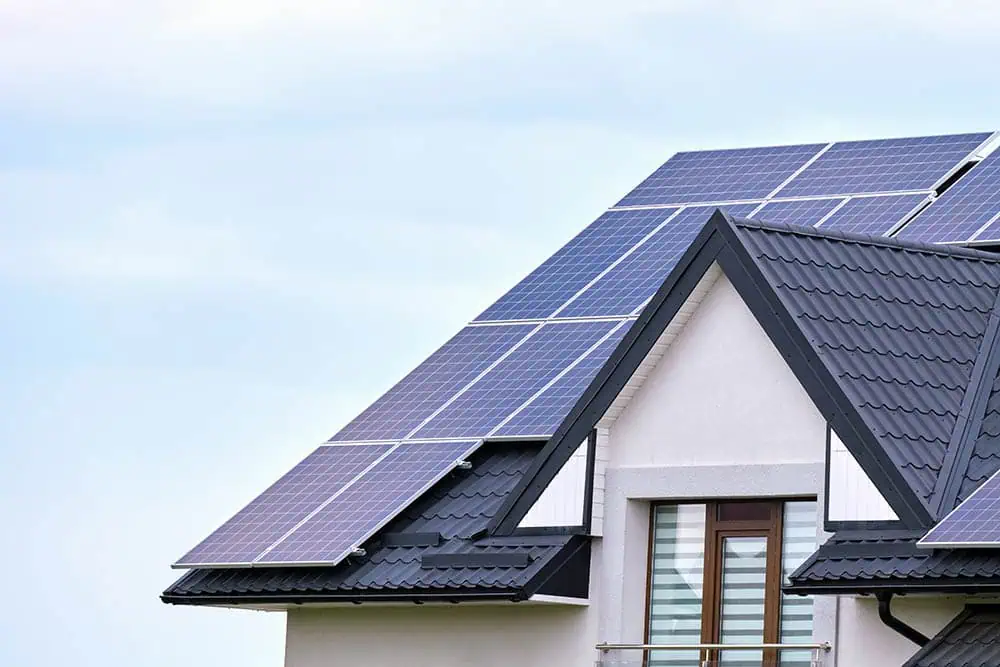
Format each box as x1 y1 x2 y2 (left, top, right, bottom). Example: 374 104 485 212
894 151 1000 243
559 204 759 318
751 198 845 226
819 194 930 236
173 443 393 567
493 323 631 437
475 208 679 322
614 144 825 207
257 440 480 565
918 467 1000 547
413 320 621 438
329 324 534 442
776 132 991 198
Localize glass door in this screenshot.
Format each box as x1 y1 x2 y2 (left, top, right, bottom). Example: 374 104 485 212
717 536 769 666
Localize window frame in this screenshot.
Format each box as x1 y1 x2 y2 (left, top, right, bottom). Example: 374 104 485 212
644 498 814 666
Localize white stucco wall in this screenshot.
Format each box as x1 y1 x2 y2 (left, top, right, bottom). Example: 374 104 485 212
284 604 594 667
836 597 965 667
609 273 826 468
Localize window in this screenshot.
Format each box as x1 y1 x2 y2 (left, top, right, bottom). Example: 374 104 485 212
647 500 817 667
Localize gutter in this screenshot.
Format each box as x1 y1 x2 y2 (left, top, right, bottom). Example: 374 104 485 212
876 593 929 647
161 590 521 606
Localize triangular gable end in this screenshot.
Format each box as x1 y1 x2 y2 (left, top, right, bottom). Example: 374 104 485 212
490 211 934 534
827 428 899 524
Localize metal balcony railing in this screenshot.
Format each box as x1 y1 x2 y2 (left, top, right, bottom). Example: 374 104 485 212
595 641 832 667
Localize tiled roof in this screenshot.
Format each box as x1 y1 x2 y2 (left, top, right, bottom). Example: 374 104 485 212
904 605 1000 667
163 442 586 603
957 371 1000 504
785 530 1000 593
734 220 1000 512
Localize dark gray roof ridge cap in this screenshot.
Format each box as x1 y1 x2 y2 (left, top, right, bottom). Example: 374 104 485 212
731 216 1000 264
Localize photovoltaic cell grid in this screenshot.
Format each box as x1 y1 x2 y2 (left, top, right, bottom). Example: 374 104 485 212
258 440 480 564
559 204 758 318
919 468 1000 547
819 194 930 236
615 143 825 207
414 320 620 438
174 444 393 567
329 324 534 442
751 198 845 226
776 133 991 198
895 151 1000 244
494 323 631 437
475 208 678 322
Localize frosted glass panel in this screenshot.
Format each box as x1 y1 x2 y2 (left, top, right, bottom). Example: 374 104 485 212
780 501 817 667
648 504 706 667
718 536 767 666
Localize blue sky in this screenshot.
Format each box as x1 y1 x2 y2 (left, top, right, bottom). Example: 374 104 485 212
3 2 1000 665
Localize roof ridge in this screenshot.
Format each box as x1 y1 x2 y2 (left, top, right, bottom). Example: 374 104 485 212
733 216 1000 264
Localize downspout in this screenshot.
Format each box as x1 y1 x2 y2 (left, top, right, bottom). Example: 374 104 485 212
875 593 929 647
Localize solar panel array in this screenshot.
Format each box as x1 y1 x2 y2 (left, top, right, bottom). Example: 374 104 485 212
775 133 991 198
559 204 759 318
754 198 845 226
476 208 678 322
175 440 479 567
331 324 534 442
615 143 826 207
819 194 930 236
179 131 1000 568
258 441 481 565
897 150 1000 244
175 444 394 567
919 467 1000 547
413 321 621 439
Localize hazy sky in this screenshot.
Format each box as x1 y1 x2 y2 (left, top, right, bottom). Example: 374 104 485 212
3 2 1000 665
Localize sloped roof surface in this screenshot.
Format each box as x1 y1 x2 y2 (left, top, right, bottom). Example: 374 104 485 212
785 530 1000 593
904 605 1000 667
958 371 1000 504
164 442 580 601
734 220 1000 511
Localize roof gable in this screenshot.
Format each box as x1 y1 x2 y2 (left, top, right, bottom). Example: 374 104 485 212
493 213 1000 533
734 220 1000 515
608 269 825 468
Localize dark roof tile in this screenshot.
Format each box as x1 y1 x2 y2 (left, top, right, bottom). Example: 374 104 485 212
904 606 1000 667
786 530 1000 593
734 220 1000 509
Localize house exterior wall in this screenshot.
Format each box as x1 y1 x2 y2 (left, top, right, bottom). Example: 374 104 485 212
284 604 594 667
282 272 962 667
608 273 827 469
595 272 833 663
836 597 965 667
